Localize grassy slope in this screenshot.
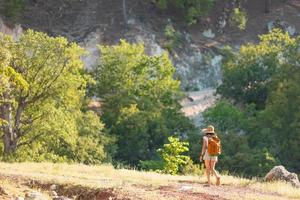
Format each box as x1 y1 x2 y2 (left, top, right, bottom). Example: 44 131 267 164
0 162 299 200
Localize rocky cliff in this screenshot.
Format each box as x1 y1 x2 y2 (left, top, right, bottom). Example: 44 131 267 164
1 0 299 126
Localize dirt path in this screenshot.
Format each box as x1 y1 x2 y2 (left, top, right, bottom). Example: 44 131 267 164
0 173 293 200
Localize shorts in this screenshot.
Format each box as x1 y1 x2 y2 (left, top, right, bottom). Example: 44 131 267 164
203 151 218 161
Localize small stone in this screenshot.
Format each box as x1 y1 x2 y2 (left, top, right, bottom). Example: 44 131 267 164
52 196 72 200
50 191 58 197
49 184 57 191
202 29 215 39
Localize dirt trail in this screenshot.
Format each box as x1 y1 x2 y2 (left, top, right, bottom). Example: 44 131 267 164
0 173 293 200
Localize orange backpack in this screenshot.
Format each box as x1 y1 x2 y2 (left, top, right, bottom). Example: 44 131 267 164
207 135 221 156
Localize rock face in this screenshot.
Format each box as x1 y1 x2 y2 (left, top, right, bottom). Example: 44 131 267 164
264 165 300 188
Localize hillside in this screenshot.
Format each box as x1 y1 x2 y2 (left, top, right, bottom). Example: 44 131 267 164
0 162 299 200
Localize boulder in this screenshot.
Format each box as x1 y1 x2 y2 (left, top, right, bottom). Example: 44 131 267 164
267 20 297 36
202 29 215 39
264 165 300 188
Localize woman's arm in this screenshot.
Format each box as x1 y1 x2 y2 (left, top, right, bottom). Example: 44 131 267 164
199 137 207 161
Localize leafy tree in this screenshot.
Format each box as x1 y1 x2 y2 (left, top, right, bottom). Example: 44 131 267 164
92 40 194 165
249 36 300 172
218 29 296 109
215 30 300 175
158 136 189 175
0 30 109 164
154 0 214 25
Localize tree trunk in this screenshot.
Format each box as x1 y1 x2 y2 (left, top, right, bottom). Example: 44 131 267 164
1 93 17 155
265 0 271 13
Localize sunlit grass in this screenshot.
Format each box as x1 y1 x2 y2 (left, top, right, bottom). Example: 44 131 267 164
0 162 299 200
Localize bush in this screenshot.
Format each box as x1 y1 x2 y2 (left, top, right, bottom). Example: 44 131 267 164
180 158 205 175
229 8 248 30
4 0 25 19
158 136 190 175
164 24 183 51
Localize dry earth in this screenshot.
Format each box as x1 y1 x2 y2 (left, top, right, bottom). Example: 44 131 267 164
0 174 294 200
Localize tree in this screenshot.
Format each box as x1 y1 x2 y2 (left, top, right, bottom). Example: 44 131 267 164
218 29 296 109
249 36 300 172
158 136 189 175
216 29 300 174
154 0 214 25
0 30 108 164
92 40 194 165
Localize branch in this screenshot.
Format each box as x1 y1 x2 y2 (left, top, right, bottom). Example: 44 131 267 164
17 132 45 148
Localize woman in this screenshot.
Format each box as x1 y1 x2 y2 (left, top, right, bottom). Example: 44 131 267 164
199 125 221 186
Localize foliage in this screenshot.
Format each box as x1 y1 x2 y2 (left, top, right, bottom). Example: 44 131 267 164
3 0 25 19
248 37 300 172
229 8 248 31
92 40 194 166
217 29 296 109
213 30 300 175
158 136 189 175
139 159 164 171
154 0 214 25
0 30 109 164
180 158 204 175
164 24 183 52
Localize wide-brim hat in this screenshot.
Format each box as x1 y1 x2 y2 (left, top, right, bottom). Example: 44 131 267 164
202 125 215 134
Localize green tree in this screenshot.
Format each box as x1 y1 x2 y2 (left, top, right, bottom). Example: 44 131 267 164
249 37 300 172
158 136 189 175
92 40 194 165
218 29 296 109
154 0 214 25
0 30 108 164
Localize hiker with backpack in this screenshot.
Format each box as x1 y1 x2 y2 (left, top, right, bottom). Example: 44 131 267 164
199 125 221 186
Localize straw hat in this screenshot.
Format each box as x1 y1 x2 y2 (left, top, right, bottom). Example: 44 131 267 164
202 125 215 134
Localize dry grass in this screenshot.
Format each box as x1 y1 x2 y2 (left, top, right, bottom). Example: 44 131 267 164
0 162 299 200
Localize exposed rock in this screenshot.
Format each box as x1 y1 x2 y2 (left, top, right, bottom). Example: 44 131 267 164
202 29 215 38
267 20 297 36
80 29 102 69
25 191 47 200
286 26 296 36
181 89 219 127
264 165 300 188
0 18 23 39
15 197 25 200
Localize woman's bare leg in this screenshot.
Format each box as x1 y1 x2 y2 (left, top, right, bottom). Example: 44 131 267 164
204 160 211 185
210 160 221 186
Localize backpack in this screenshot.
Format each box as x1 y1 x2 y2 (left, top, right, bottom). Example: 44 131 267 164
207 135 221 156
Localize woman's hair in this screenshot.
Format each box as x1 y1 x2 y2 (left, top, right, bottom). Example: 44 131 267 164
205 132 216 136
